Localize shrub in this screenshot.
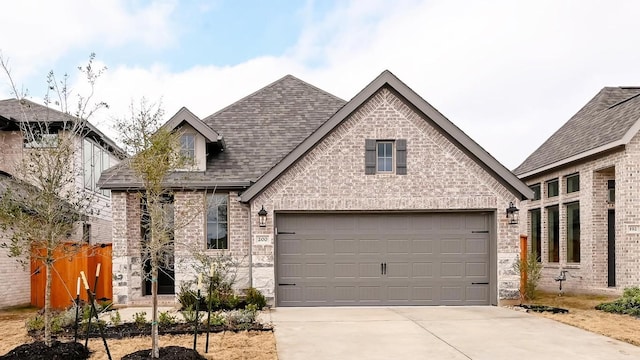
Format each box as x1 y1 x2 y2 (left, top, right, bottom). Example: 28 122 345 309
109 310 122 326
180 304 204 323
26 314 45 332
177 283 199 310
132 311 148 328
208 311 226 326
245 287 267 309
159 311 177 327
596 286 640 316
512 252 542 301
226 305 258 330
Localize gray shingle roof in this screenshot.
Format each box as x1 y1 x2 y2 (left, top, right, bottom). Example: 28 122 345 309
0 98 125 158
99 75 347 189
514 87 640 177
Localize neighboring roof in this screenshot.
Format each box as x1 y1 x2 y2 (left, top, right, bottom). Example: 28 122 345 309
99 74 347 190
0 98 126 159
162 107 221 143
240 70 533 202
514 87 640 177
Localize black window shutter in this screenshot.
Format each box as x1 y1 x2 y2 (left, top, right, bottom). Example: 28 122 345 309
396 139 407 175
365 139 376 175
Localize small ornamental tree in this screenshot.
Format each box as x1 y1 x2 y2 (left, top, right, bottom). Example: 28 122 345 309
114 99 190 358
0 53 106 346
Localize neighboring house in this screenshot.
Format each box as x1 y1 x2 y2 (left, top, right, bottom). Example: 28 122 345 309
514 87 640 294
100 71 532 307
0 99 125 309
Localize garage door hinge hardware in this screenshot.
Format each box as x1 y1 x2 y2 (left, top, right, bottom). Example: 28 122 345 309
472 282 489 285
277 231 296 235
471 230 489 233
278 283 296 286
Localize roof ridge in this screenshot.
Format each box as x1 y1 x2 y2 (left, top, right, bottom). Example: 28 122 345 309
203 74 345 120
608 91 640 109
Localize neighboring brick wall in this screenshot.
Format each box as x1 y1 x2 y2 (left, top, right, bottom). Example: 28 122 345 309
0 231 30 308
519 135 640 294
251 88 522 301
0 131 23 175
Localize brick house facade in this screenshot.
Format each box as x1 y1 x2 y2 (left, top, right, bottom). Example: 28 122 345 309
0 99 124 309
515 87 640 294
102 71 532 306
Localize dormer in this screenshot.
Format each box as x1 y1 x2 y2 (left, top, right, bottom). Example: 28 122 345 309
162 107 224 171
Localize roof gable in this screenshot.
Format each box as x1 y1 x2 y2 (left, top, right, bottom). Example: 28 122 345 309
514 87 640 177
0 98 126 158
162 107 221 143
240 70 533 201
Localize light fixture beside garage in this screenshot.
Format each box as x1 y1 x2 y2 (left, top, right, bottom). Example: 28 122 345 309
506 202 519 225
258 205 268 227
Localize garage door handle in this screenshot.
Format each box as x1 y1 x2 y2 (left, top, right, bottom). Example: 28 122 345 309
277 231 296 235
472 282 489 285
278 283 296 286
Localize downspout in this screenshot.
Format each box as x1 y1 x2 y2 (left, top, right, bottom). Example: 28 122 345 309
247 202 253 287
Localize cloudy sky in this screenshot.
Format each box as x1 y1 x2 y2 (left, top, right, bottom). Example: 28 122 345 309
1 0 639 170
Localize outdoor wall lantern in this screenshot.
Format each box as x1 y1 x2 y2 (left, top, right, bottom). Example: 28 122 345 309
258 205 268 227
506 202 519 225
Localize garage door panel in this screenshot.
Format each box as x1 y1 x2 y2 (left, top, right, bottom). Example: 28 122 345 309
359 263 382 278
466 237 489 254
276 212 491 306
412 239 434 254
466 262 488 278
441 238 463 254
412 262 434 278
388 239 410 254
441 262 464 278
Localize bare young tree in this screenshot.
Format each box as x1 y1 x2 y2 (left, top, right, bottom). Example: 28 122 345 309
114 99 191 358
0 53 106 346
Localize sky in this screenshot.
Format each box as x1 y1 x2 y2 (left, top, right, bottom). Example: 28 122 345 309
1 0 640 170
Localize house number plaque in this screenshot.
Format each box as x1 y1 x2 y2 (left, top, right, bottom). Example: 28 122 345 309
254 234 272 245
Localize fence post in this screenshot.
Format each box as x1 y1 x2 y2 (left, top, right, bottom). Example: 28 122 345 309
519 235 528 301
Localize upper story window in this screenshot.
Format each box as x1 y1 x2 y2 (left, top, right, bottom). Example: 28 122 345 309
546 178 559 198
180 134 195 159
529 183 541 201
207 194 228 250
365 139 406 175
83 139 111 197
566 173 580 193
377 141 394 173
24 128 59 148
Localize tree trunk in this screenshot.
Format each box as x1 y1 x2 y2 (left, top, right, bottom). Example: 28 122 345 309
151 252 159 358
44 253 53 347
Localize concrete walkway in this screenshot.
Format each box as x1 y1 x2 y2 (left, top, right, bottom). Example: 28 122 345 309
266 306 640 360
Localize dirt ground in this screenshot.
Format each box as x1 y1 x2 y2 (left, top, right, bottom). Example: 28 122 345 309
524 291 640 346
0 309 277 360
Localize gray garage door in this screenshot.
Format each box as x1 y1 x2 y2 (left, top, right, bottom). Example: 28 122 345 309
276 212 491 306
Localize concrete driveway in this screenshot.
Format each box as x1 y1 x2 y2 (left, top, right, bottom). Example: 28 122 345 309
265 306 640 360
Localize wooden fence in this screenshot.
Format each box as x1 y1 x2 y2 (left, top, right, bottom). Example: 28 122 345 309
30 243 112 309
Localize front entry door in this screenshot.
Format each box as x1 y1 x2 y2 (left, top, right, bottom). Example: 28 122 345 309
608 209 616 287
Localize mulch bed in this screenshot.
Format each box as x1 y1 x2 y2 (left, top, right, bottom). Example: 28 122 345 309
517 304 569 314
121 346 206 360
0 341 90 360
29 322 272 340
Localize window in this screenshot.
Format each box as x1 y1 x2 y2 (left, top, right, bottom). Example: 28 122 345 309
207 194 228 250
547 206 559 263
23 125 59 148
566 174 580 193
530 184 541 201
180 134 195 159
608 180 615 203
83 139 111 197
567 202 580 263
377 142 393 172
530 209 541 262
365 139 406 175
82 223 91 243
547 179 559 198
